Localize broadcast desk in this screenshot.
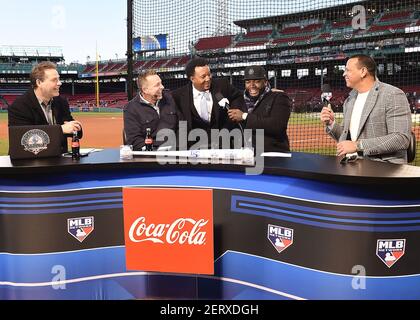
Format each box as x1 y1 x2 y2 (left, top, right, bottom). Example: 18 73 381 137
0 149 419 299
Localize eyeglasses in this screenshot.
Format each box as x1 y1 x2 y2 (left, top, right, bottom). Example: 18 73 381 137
340 154 358 164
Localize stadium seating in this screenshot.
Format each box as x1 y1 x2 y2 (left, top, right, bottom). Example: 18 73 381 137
133 60 146 71
73 6 418 80
2 95 20 105
35 2 420 120
142 60 157 69
76 52 198 77
108 63 125 72
176 56 190 66
369 23 409 32
380 10 411 22
195 35 233 51
234 40 267 47
81 64 96 73
65 92 128 109
233 29 274 47
243 29 273 39
165 57 183 67
331 19 353 29
100 63 118 72
150 59 169 69
272 35 313 45
280 23 322 35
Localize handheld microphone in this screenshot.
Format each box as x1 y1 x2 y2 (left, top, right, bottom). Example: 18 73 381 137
215 92 230 110
321 84 333 125
215 92 244 141
321 84 332 107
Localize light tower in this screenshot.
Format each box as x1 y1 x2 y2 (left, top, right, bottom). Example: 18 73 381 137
215 0 229 35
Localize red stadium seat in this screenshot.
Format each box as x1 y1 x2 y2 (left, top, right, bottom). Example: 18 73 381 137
243 29 273 39
195 35 233 51
380 10 411 22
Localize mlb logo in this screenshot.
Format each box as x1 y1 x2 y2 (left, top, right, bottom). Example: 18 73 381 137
68 216 94 242
376 239 406 268
267 224 293 254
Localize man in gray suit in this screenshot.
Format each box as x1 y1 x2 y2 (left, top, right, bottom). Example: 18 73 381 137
320 54 412 164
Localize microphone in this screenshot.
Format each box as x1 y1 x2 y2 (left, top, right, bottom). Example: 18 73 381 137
321 84 332 125
321 84 332 107
215 92 244 142
215 92 230 110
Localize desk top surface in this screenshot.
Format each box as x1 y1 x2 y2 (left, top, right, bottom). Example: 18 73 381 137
1 149 420 185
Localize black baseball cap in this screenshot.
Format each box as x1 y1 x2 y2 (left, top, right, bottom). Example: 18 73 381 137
244 65 267 80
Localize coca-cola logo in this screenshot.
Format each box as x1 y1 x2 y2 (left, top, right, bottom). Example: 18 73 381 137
123 188 214 274
128 217 208 245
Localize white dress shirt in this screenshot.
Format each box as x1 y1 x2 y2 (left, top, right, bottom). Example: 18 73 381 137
139 93 160 116
349 90 370 141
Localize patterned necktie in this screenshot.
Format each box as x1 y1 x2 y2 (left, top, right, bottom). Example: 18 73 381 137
200 92 209 122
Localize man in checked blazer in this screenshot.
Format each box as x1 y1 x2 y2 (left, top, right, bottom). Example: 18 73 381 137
320 54 412 164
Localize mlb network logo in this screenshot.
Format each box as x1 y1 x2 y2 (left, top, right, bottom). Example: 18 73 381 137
376 239 406 268
267 224 293 254
68 216 94 243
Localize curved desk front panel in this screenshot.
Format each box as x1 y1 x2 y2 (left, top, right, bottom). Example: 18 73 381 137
0 150 419 299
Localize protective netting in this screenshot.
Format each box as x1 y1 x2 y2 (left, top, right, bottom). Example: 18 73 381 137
132 0 420 164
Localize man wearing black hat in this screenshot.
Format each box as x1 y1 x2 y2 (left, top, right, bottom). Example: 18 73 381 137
228 65 292 152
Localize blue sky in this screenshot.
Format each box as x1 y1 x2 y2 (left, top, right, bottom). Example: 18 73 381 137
0 0 126 64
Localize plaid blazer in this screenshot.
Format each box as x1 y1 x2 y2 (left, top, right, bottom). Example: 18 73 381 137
328 80 412 164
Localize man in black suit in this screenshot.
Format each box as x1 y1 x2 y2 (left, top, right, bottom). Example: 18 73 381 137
228 65 291 152
171 58 245 148
8 61 82 153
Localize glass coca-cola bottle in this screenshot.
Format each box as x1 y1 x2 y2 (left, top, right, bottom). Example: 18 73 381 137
72 131 80 159
145 128 153 151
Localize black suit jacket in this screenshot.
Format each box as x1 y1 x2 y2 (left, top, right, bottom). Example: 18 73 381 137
245 91 292 152
8 88 82 152
171 78 246 133
123 91 178 151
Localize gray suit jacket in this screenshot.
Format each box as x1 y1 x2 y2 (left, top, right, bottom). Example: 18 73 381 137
328 80 412 164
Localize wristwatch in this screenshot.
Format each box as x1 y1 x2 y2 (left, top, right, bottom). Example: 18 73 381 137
356 140 364 156
242 112 248 120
